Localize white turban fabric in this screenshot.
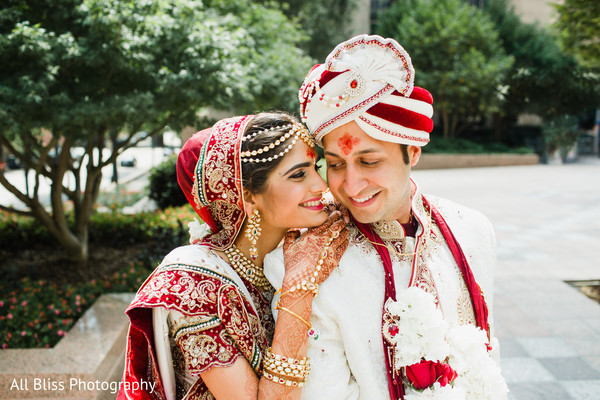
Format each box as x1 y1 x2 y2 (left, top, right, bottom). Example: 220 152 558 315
299 34 434 147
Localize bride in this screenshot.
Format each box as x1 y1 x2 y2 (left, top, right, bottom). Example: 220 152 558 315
118 112 348 399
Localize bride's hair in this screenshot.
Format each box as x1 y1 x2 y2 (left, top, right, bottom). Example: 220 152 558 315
241 112 307 194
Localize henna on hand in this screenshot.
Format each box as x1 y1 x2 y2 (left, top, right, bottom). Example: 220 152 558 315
282 209 349 292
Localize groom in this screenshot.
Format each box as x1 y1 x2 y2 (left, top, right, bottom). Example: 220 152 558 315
266 35 506 399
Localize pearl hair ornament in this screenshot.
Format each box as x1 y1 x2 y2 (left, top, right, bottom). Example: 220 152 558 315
242 124 293 142
241 122 315 163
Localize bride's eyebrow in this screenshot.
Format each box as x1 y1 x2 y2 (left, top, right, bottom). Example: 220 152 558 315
283 162 312 176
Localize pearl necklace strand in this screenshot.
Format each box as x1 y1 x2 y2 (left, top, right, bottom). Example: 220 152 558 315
224 246 272 292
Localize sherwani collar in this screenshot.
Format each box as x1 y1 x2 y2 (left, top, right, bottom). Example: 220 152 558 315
370 178 432 241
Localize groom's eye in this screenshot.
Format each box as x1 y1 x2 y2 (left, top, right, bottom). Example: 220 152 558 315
326 160 343 170
361 159 380 167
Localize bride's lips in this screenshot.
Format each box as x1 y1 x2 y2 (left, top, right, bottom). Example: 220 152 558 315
300 196 324 211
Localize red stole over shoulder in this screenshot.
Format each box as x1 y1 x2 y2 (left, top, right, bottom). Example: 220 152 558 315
351 195 489 400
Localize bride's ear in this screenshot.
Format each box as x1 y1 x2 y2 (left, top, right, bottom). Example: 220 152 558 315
243 188 257 216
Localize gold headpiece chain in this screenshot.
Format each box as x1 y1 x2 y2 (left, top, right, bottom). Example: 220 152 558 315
241 122 314 163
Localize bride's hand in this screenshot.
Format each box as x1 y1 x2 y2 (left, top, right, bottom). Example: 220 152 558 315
281 209 349 293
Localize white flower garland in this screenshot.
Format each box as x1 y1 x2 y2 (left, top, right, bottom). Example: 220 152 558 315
386 287 508 399
188 218 212 244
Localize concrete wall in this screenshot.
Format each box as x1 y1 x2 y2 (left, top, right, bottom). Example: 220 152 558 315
414 153 540 170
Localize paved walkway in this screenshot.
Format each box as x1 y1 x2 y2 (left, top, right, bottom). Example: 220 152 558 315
413 156 600 400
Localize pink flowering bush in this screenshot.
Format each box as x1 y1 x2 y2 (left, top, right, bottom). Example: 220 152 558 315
0 263 148 348
0 204 197 349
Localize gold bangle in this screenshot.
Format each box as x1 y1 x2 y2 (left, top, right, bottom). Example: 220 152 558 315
263 363 309 380
273 302 320 340
275 302 311 329
279 282 319 297
262 370 306 387
262 347 310 383
264 357 310 379
264 347 309 365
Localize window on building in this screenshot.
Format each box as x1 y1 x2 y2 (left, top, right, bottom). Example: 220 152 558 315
370 0 391 32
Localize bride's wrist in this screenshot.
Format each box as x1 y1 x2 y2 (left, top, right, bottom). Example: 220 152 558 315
280 279 319 299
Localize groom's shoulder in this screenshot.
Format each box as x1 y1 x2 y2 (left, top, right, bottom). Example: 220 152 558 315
424 194 495 246
424 194 491 226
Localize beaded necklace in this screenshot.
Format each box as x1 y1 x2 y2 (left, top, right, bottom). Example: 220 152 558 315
224 246 272 292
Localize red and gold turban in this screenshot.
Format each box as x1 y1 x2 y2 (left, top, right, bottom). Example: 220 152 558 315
299 34 434 147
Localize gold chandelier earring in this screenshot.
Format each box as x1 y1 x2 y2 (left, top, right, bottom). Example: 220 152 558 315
245 209 262 260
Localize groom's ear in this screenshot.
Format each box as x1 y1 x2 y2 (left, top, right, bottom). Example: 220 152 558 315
408 145 421 167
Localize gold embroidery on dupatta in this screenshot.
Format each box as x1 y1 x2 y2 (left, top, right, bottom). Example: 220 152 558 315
412 208 444 314
179 335 219 368
208 202 242 248
138 268 220 314
349 226 378 258
194 117 248 250
456 288 476 325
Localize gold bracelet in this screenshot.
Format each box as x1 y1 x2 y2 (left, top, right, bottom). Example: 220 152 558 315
263 347 311 382
265 347 308 365
264 355 310 379
275 302 312 329
277 282 320 297
263 362 309 380
274 302 320 340
262 370 306 387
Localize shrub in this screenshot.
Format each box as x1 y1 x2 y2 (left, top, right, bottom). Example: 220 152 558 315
422 137 535 154
541 115 580 161
147 155 188 209
0 204 199 349
0 204 197 252
0 263 149 349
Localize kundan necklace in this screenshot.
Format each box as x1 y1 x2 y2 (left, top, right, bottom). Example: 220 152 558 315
224 245 272 291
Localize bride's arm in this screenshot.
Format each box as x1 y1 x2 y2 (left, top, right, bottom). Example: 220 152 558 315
200 210 348 400
259 210 349 399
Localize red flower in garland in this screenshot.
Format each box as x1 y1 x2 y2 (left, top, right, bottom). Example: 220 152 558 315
405 360 457 390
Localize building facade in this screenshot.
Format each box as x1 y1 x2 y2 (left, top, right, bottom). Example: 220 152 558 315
351 0 562 34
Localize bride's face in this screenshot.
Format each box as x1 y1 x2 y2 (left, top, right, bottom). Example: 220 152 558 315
251 141 328 234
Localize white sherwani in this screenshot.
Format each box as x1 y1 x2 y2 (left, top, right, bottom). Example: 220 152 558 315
264 182 498 400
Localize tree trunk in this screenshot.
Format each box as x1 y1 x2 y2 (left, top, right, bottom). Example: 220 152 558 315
64 233 89 266
491 113 504 143
111 134 119 184
449 115 459 139
442 110 450 139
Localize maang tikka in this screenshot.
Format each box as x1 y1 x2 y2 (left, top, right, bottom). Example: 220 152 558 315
245 209 262 260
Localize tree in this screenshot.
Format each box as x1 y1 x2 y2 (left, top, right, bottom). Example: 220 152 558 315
485 0 600 142
0 0 312 266
376 0 513 139
270 0 359 61
554 0 600 67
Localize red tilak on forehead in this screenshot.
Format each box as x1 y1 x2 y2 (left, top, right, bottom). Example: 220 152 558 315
306 148 316 159
338 133 360 155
